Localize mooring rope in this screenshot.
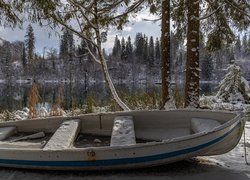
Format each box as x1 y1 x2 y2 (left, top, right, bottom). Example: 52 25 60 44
243 106 249 165
243 123 249 165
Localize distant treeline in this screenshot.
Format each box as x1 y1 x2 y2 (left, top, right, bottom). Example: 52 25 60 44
0 25 250 84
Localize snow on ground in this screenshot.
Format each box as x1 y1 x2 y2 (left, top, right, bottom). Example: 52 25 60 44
199 95 246 111
200 120 250 178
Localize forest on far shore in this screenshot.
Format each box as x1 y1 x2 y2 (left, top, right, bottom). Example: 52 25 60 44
0 25 250 85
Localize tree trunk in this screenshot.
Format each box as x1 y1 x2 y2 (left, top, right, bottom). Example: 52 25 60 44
184 0 200 108
160 0 171 109
93 1 130 111
98 46 130 111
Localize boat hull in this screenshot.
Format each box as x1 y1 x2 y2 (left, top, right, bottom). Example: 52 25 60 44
0 110 245 170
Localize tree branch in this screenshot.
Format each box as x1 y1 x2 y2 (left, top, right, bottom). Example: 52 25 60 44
108 0 145 21
224 0 250 18
68 0 98 30
98 0 124 14
142 17 161 22
86 43 101 64
50 12 98 48
199 5 221 20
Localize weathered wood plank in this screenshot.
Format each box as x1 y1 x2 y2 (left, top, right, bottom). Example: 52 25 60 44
44 119 80 150
0 127 16 141
110 116 136 147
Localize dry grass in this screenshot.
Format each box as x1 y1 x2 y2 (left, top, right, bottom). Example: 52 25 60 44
50 85 65 116
28 82 41 118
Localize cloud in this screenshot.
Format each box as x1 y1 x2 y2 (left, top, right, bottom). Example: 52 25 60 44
0 9 160 55
123 26 133 32
0 22 60 54
129 8 159 23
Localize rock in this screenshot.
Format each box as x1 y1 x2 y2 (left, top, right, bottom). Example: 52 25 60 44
94 138 102 143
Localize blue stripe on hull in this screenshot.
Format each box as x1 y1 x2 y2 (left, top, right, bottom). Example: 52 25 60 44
0 122 241 168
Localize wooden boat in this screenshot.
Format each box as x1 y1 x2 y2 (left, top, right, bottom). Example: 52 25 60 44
0 110 246 170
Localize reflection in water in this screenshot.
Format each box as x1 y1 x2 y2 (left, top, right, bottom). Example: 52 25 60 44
0 82 218 112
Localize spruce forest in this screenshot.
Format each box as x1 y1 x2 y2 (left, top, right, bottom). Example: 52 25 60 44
0 0 249 111
1 29 250 85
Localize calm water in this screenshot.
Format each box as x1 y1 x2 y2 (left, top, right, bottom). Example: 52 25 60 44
0 82 218 112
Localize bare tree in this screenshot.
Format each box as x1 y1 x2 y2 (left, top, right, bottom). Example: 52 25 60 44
23 0 148 111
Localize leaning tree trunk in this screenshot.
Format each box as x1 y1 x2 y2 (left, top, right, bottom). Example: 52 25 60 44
97 45 130 111
160 0 171 109
93 1 130 111
184 0 200 108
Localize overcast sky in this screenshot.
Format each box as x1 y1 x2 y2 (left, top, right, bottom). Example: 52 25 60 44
0 9 160 55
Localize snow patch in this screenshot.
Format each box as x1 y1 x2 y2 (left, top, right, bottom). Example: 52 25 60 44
191 48 197 52
110 116 136 147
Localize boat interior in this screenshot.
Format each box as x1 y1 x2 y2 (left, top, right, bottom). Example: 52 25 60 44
0 110 239 150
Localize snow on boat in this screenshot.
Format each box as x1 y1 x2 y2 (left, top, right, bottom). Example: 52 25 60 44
0 110 246 170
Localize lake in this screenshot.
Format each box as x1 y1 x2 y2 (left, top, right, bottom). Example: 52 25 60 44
0 82 218 112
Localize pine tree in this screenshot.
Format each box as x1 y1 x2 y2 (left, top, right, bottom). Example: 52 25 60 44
22 42 26 67
234 36 242 58
201 54 213 81
134 33 144 62
76 39 88 62
170 32 180 78
143 36 149 63
217 63 250 103
155 37 161 64
248 35 250 52
125 36 133 62
59 32 68 59
59 29 75 60
67 30 75 61
3 42 12 80
170 32 179 62
242 34 248 57
112 35 121 58
121 37 126 61
200 39 213 81
24 24 35 61
148 36 155 67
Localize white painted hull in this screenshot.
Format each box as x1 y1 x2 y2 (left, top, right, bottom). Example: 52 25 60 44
0 110 245 170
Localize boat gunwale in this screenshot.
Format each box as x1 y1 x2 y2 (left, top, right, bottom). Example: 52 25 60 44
0 109 242 125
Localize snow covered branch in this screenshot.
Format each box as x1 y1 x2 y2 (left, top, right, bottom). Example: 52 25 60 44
199 6 221 20
224 0 250 18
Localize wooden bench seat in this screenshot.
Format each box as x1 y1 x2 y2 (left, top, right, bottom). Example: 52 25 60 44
0 141 44 149
110 116 136 147
44 119 80 150
0 127 16 141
